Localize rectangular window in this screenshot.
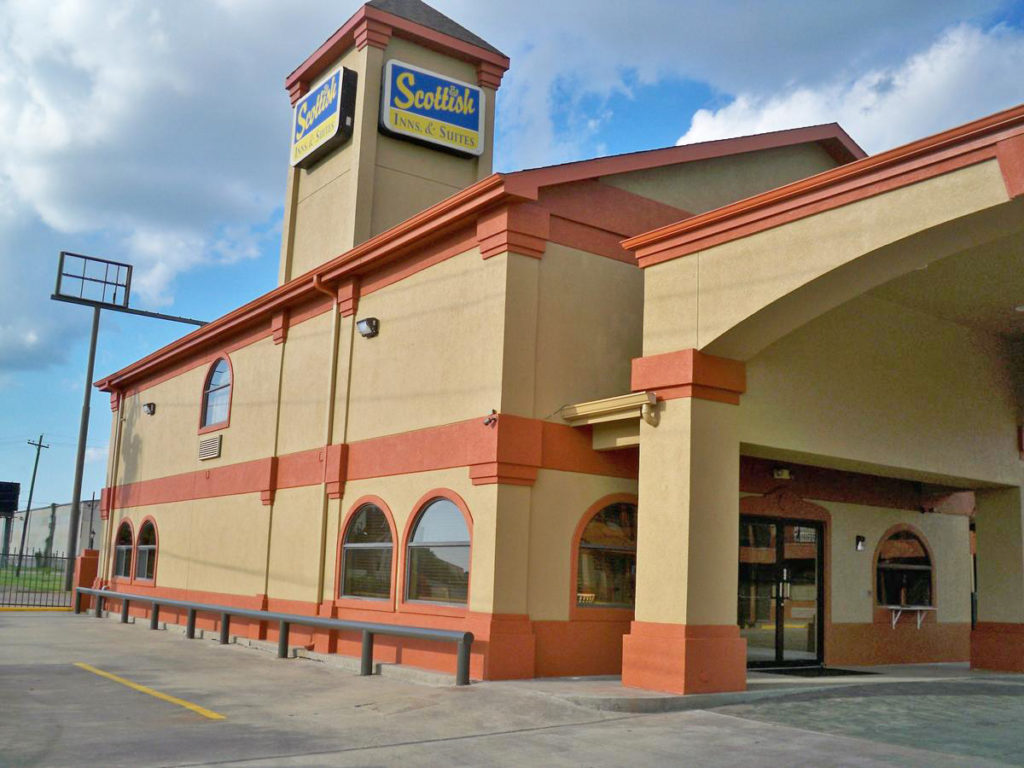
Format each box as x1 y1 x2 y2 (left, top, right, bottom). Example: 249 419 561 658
135 547 155 580
407 545 468 604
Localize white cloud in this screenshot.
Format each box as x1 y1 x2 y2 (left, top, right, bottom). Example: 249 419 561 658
677 23 1024 153
85 445 108 463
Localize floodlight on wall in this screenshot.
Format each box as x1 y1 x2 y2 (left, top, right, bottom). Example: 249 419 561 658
142 402 157 416
855 535 866 552
356 317 379 338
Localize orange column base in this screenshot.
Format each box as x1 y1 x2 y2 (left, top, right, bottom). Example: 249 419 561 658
621 621 747 694
972 623 1024 672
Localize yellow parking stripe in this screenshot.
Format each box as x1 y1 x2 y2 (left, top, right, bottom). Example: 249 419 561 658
73 662 225 720
0 607 72 611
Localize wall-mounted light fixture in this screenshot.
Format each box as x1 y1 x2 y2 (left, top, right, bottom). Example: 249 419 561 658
356 317 379 338
855 535 866 552
772 467 792 481
142 402 157 416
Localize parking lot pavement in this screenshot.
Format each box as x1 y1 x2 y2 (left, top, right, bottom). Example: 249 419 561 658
2 611 1022 767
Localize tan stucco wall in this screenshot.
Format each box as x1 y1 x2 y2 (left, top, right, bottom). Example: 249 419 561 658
603 143 838 215
345 247 506 441
975 487 1024 623
634 398 740 626
741 294 1020 487
285 45 365 282
821 501 971 624
526 470 638 621
116 337 280 485
110 496 269 596
265 485 327 603
642 160 1011 360
529 244 643 419
276 310 335 456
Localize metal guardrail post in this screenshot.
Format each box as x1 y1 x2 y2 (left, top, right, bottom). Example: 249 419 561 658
73 589 82 615
277 621 289 658
360 630 373 676
186 608 196 639
456 635 472 686
94 593 104 618
149 603 160 630
120 598 129 624
219 613 230 645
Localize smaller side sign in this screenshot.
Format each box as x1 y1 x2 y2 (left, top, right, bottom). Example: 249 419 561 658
290 67 358 168
380 60 484 157
0 482 19 516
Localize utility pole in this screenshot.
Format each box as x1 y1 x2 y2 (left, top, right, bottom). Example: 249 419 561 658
15 435 49 576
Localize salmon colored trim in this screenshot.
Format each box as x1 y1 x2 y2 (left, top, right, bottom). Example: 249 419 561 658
872 523 937 612
621 621 747 694
514 124 863 199
532 619 631 677
547 217 634 263
130 516 159 586
569 493 638 623
284 5 510 104
103 414 639 515
337 277 360 317
358 230 477 295
631 349 746 403
972 622 1024 672
109 391 122 412
997 133 1024 198
197 355 233 435
831 622 969 666
740 456 970 513
271 310 288 344
627 103 1024 267
539 179 692 237
476 61 505 90
399 489 473 617
335 496 398 613
354 17 391 51
477 203 549 259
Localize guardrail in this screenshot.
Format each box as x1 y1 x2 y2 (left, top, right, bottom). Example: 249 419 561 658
74 587 473 685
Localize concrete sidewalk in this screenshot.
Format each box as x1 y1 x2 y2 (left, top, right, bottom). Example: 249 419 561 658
2 610 1022 767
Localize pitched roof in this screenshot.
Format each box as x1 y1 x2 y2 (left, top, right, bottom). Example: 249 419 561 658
96 124 864 393
366 0 503 55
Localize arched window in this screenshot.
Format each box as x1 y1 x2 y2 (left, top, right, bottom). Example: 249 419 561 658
201 358 231 428
406 498 470 605
340 504 393 599
876 530 932 607
113 522 133 579
577 502 638 608
135 521 157 581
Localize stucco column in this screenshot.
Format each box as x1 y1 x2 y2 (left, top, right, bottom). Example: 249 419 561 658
621 395 746 694
972 486 1024 672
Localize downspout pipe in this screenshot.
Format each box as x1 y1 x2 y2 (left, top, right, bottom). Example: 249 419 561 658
311 275 342 605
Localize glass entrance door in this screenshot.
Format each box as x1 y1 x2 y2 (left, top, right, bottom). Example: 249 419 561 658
738 517 823 667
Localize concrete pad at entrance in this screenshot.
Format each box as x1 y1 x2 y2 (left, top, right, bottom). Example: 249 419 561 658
2 612 1022 767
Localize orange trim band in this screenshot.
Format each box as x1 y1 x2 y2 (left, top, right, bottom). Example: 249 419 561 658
972 622 1024 673
631 349 746 403
621 621 747 695
997 134 1024 199
626 103 1024 268
104 414 638 511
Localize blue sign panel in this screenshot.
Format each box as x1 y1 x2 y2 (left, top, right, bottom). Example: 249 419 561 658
380 60 484 157
291 67 357 167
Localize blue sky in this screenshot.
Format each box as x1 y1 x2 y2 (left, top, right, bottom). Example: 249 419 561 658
1 0 1023 510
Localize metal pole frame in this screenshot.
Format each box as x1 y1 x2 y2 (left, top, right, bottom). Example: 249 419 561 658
64 307 100 591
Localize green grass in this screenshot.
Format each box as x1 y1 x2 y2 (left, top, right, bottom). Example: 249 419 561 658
0 564 71 593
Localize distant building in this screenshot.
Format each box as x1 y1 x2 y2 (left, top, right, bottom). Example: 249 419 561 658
4 499 100 559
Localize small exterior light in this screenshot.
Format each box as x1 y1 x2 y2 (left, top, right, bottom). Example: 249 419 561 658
356 317 379 338
855 535 866 552
772 467 792 481
142 402 156 415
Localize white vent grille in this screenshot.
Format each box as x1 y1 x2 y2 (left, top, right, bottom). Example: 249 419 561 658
198 434 222 461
